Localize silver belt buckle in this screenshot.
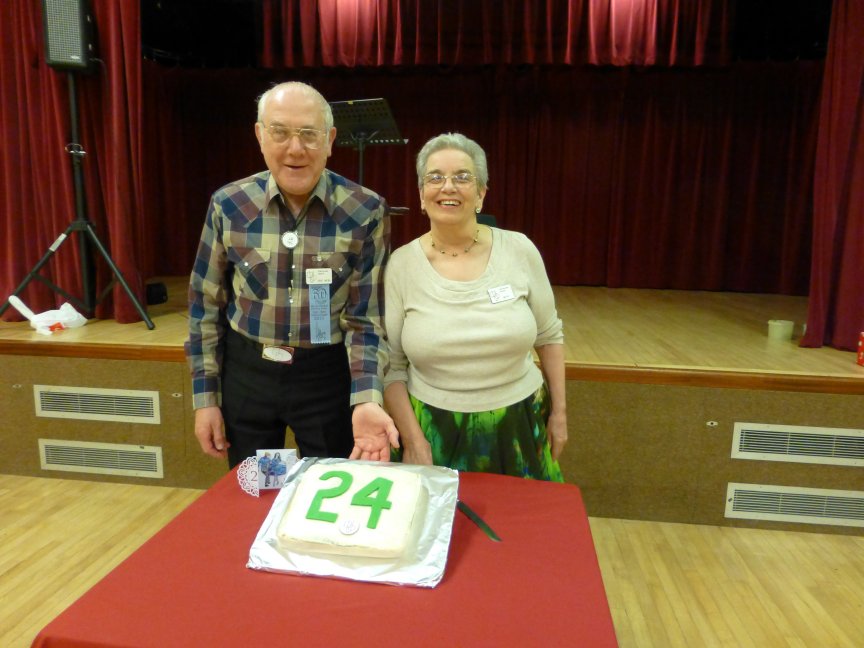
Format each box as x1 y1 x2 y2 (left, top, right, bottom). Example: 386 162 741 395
262 345 294 364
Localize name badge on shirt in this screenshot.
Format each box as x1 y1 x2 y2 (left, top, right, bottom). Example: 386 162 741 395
306 268 333 285
488 284 515 304
309 285 331 344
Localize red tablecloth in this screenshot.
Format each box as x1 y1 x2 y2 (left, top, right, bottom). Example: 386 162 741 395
33 471 618 647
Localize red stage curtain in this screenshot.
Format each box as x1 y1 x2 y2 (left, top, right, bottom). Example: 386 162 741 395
138 65 271 279
3 0 851 341
585 0 731 66
0 0 145 323
801 0 864 351
138 62 820 297
1 2 83 319
259 0 732 68
83 0 147 323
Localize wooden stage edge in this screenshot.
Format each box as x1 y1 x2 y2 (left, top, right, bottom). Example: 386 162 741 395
0 340 861 396
569 364 864 395
1 281 862 395
0 340 184 363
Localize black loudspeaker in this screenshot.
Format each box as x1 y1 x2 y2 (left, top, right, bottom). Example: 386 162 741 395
41 0 97 71
145 282 168 306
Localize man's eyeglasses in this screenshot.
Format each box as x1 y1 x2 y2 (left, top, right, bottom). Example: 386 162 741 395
260 123 326 149
423 172 476 187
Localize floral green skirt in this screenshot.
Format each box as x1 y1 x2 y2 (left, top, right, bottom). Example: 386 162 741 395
392 384 563 482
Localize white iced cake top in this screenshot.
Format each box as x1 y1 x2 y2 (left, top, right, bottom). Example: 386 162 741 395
277 462 424 558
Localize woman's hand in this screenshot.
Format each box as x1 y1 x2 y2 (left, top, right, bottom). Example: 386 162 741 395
546 410 568 461
401 437 433 466
535 344 567 462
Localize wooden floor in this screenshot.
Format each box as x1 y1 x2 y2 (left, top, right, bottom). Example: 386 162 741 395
1 277 861 392
2 474 863 648
0 475 203 647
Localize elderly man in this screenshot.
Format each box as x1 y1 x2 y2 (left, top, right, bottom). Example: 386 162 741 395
186 81 397 468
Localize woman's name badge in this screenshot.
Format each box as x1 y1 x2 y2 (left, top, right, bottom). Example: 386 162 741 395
488 285 515 304
281 231 299 249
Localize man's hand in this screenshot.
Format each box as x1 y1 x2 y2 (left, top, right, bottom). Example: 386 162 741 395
349 402 399 462
194 406 229 459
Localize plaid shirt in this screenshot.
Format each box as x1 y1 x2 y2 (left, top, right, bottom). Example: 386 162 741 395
185 169 390 409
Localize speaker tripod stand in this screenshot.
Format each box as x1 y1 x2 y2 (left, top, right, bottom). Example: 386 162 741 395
0 73 153 329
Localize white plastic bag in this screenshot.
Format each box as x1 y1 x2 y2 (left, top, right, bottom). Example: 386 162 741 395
7 295 87 335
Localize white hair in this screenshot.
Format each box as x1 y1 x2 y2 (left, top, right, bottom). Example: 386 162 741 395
415 132 489 190
256 82 334 131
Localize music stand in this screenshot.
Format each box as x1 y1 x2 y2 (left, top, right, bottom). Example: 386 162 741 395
0 73 154 329
329 98 406 185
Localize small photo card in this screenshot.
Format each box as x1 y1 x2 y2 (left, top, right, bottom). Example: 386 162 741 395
256 449 298 490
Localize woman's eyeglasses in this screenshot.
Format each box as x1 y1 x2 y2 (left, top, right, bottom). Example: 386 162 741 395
423 172 476 187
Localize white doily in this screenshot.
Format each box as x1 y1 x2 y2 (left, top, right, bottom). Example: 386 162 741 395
237 456 260 497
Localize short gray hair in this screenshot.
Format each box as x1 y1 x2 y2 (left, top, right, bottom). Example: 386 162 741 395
415 133 489 190
256 82 334 131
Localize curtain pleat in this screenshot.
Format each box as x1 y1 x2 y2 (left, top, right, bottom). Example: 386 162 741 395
802 0 864 350
83 0 146 322
258 0 731 68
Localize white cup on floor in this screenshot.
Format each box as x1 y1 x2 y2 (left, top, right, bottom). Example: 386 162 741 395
767 319 794 341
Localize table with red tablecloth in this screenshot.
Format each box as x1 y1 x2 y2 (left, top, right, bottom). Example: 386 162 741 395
32 470 618 647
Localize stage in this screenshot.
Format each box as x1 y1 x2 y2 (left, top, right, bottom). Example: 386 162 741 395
1 278 862 533
1 276 859 388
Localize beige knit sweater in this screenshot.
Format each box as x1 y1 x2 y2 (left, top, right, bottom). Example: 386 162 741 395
384 227 563 412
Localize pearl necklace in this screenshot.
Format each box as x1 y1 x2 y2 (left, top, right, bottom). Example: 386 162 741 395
430 229 480 257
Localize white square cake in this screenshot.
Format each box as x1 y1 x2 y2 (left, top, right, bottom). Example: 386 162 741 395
277 462 424 559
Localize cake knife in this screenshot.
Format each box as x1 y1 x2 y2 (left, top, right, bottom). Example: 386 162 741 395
457 500 501 542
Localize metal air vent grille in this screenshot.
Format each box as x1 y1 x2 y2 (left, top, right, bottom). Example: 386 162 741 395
732 422 864 467
34 385 160 424
39 439 163 478
726 483 864 528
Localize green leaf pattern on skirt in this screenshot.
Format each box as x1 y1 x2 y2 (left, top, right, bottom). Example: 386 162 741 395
393 384 563 482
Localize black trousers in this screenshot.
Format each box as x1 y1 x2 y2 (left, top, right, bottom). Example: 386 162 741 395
221 327 353 468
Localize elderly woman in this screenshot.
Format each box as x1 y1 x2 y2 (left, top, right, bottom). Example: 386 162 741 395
383 133 567 480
